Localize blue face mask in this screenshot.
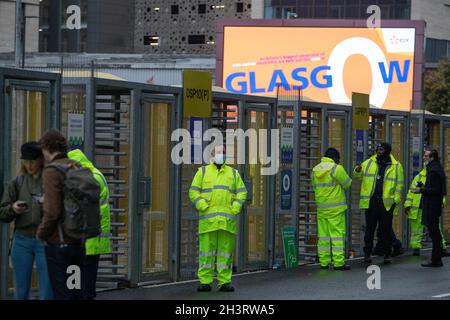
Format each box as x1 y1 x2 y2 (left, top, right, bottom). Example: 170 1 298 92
214 153 224 164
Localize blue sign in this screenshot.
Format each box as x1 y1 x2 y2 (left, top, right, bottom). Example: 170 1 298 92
281 128 293 164
280 169 292 210
356 130 364 165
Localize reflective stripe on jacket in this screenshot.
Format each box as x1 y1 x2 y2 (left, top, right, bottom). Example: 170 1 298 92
189 163 247 234
312 157 352 218
353 154 404 214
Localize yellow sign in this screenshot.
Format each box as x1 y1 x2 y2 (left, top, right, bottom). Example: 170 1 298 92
183 70 212 117
352 92 369 130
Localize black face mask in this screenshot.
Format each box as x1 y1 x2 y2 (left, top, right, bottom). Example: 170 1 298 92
334 158 340 165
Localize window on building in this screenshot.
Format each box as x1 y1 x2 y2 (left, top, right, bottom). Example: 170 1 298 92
236 2 244 12
379 5 392 19
198 4 206 14
143 35 159 46
344 4 360 19
330 5 343 18
188 35 205 44
274 6 283 18
393 2 411 19
426 38 449 63
298 6 312 18
171 5 179 14
282 6 297 18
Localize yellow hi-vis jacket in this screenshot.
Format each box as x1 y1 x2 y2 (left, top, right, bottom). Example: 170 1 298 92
189 163 247 235
404 167 446 220
312 157 352 218
353 154 404 215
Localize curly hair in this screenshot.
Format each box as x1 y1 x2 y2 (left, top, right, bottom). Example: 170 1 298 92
39 129 68 154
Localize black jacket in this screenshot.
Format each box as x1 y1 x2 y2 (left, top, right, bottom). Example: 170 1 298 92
420 159 447 225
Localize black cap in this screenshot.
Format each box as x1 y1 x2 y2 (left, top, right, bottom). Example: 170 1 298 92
325 147 340 160
377 142 392 155
20 142 43 160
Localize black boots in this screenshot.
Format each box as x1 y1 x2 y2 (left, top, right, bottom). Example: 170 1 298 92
334 265 351 271
197 284 212 292
219 283 235 292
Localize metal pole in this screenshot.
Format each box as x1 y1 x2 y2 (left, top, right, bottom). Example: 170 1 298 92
15 0 24 68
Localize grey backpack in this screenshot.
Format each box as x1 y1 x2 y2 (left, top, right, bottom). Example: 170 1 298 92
47 161 101 241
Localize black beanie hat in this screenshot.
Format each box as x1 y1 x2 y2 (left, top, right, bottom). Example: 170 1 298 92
325 147 340 160
377 142 392 155
20 142 43 160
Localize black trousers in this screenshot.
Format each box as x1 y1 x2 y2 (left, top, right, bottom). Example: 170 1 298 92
364 195 394 258
83 254 100 300
45 244 85 300
425 213 443 263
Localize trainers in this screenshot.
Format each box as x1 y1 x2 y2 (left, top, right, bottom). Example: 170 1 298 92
421 261 443 267
219 283 235 292
320 265 329 270
413 249 420 256
197 284 212 292
334 265 351 271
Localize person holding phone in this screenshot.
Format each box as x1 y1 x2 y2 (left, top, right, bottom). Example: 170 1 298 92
0 142 53 300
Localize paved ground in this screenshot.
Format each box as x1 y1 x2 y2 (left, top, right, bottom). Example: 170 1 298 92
98 249 450 300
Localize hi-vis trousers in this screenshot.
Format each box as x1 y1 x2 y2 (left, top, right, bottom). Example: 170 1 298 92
409 214 446 250
198 230 235 287
317 211 346 267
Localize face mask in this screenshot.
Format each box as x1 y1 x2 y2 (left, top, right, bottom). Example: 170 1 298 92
214 153 224 164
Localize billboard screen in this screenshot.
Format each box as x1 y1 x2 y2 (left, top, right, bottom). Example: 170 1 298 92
221 26 417 111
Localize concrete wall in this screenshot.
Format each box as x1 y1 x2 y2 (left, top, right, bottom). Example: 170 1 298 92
0 0 39 53
251 0 264 19
87 0 135 53
411 0 450 40
134 0 252 54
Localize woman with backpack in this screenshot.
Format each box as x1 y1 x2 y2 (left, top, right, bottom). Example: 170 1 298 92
0 142 53 300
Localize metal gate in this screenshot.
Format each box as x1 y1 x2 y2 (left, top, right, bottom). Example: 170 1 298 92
92 83 130 288
0 68 60 299
297 108 322 263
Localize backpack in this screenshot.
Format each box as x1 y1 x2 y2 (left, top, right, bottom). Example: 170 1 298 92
47 161 101 241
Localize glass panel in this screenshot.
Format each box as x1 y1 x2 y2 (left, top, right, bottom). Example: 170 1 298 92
9 88 47 297
141 102 171 274
11 89 47 175
391 121 405 241
328 116 346 165
61 86 86 139
425 121 440 154
246 110 268 265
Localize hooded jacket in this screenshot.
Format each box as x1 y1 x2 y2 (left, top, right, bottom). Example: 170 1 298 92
68 149 111 255
312 157 352 218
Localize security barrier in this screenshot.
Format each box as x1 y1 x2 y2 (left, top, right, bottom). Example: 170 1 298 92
0 67 60 299
2 66 450 298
